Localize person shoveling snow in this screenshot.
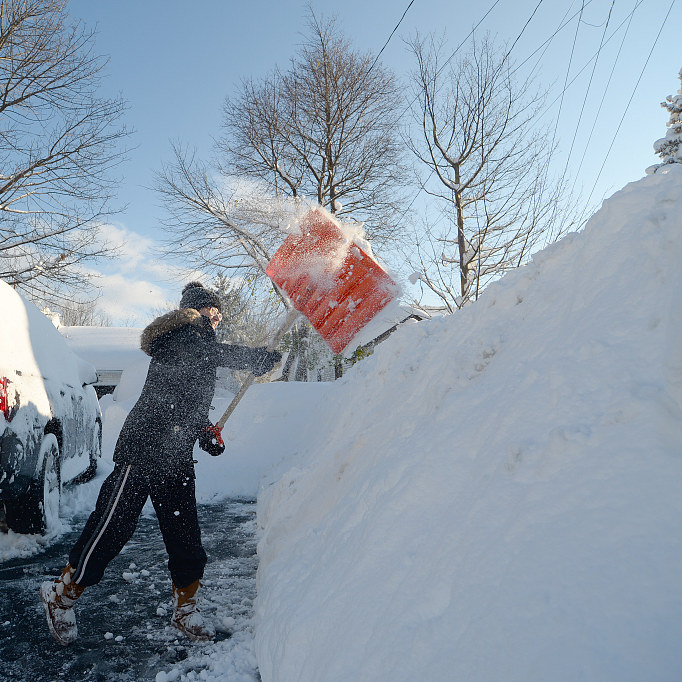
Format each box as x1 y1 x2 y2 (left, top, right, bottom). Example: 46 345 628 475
41 282 281 646
42 207 399 649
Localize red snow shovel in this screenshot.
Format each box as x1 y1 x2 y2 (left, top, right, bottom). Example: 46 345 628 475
214 207 398 430
266 208 398 354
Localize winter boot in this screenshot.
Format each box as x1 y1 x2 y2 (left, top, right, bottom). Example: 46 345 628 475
171 579 215 642
40 564 85 646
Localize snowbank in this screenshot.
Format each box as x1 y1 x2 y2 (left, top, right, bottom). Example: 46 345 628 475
195 381 335 502
253 167 682 682
95 357 334 502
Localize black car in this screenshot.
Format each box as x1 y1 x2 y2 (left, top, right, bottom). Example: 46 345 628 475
0 280 102 535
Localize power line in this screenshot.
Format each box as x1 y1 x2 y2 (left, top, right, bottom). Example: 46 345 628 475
562 0 616 177
509 0 597 80
572 0 635 195
366 0 414 75
584 0 676 210
549 1 585 161
399 0 504 123
394 0 508 229
524 1 580 100
536 0 645 121
367 0 416 76
435 0 504 78
501 0 546 61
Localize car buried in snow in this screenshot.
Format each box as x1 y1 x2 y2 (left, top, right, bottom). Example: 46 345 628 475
0 279 102 535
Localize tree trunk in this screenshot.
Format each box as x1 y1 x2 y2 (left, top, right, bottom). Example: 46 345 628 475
280 326 299 382
294 324 309 382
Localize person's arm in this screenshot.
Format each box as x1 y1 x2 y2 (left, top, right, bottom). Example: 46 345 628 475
214 343 282 376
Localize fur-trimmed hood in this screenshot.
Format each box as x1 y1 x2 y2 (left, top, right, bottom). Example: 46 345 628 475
140 308 203 356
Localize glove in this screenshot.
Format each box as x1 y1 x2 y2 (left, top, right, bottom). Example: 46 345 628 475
198 423 225 457
252 349 283 377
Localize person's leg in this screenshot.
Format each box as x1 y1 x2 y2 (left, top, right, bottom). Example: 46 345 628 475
147 466 207 588
42 464 149 645
147 465 213 641
69 464 149 587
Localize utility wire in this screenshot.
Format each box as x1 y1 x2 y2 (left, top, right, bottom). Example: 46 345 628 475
435 0 504 77
404 0 592 129
501 0 546 62
395 0 506 230
509 0 596 80
549 1 585 160
584 0 676 210
536 0 645 121
562 0 615 178
399 0 504 122
524 0 578 82
367 0 417 76
572 0 634 194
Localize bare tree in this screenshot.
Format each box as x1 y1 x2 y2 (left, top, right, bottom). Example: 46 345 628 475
213 271 282 346
405 34 577 312
0 0 129 304
154 146 298 367
154 142 293 303
57 297 112 326
154 11 408 377
217 9 408 247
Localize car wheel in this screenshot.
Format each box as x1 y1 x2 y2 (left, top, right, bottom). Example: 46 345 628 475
4 434 61 535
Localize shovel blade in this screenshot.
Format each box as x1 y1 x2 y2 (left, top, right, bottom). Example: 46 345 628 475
266 209 398 354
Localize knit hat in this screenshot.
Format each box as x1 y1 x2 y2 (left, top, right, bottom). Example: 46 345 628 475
179 282 221 312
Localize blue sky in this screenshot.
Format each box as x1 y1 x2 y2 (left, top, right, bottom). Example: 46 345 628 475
67 0 680 323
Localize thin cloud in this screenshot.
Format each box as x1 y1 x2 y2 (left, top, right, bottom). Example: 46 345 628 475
86 222 205 325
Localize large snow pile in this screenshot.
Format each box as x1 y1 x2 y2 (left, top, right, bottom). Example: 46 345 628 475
253 167 682 682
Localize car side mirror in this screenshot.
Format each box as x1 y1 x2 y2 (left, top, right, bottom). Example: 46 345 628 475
76 356 98 387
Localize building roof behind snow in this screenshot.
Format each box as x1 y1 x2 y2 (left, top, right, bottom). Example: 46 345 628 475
59 326 146 373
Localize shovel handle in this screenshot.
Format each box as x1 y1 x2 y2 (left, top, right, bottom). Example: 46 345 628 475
215 308 300 430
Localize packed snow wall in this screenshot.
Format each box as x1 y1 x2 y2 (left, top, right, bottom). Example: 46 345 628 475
253 166 682 682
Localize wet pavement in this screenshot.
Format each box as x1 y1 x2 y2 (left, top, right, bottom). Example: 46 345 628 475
0 500 260 681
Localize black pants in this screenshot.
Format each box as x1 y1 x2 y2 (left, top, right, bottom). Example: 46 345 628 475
69 464 207 589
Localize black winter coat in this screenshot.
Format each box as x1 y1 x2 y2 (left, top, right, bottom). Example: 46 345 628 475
113 308 268 471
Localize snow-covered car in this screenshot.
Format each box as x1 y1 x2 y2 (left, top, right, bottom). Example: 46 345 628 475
0 280 102 535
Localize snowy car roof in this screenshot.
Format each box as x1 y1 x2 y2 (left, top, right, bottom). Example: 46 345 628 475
0 280 86 385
